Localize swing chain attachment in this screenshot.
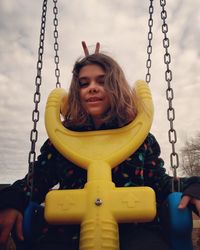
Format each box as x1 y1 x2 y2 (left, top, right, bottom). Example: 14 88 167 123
160 0 180 192
28 0 48 199
53 0 61 88
145 0 154 84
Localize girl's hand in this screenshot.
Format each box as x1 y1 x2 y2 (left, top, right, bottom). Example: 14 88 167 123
178 195 200 216
0 208 23 249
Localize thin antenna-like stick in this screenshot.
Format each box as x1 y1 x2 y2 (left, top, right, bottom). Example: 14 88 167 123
81 41 89 56
81 41 100 55
95 42 100 54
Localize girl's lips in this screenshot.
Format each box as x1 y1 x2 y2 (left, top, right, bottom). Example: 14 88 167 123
86 97 102 102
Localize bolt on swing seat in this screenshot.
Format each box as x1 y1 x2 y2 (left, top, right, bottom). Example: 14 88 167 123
44 80 156 250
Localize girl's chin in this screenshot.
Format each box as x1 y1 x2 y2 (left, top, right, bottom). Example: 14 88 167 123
87 109 104 117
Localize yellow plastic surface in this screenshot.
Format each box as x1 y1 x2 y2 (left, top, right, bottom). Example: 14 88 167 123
44 80 156 250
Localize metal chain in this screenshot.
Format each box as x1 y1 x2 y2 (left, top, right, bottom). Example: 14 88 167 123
145 0 154 84
159 0 180 191
27 0 48 199
53 0 61 88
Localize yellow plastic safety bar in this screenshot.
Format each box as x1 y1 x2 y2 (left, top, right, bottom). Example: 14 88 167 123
44 80 156 250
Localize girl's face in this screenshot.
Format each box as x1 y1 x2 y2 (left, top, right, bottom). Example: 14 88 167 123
78 64 110 128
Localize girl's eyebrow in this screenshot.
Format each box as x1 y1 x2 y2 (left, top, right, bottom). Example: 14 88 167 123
97 74 106 78
79 74 105 80
78 76 88 81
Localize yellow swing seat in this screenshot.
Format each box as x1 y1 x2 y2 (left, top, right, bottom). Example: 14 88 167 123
44 80 156 250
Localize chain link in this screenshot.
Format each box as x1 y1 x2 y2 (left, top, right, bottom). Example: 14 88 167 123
145 0 154 84
27 0 48 199
160 0 179 191
53 0 61 88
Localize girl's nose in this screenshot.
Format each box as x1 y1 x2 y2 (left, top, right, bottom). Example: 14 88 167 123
89 81 99 93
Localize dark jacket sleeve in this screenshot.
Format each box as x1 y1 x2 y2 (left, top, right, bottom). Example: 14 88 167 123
144 134 200 204
0 139 60 214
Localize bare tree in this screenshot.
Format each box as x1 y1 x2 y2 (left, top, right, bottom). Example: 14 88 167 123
180 133 200 176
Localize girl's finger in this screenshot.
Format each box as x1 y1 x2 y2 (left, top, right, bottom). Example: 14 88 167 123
178 195 191 209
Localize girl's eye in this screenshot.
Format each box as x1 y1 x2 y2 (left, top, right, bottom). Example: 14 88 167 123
79 81 89 88
97 77 105 85
98 80 105 84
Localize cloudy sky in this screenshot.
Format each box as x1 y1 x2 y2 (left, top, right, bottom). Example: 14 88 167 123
0 0 200 183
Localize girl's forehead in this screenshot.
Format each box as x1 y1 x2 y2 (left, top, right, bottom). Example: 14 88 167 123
79 64 105 77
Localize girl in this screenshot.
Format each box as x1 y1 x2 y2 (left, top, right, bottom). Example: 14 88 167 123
0 42 200 250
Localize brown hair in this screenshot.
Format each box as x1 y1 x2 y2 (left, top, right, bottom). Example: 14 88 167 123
65 53 138 128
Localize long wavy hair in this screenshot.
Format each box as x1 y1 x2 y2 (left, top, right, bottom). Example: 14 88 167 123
65 53 138 129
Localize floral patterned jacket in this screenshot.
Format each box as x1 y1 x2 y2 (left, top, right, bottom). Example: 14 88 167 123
1 128 200 216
